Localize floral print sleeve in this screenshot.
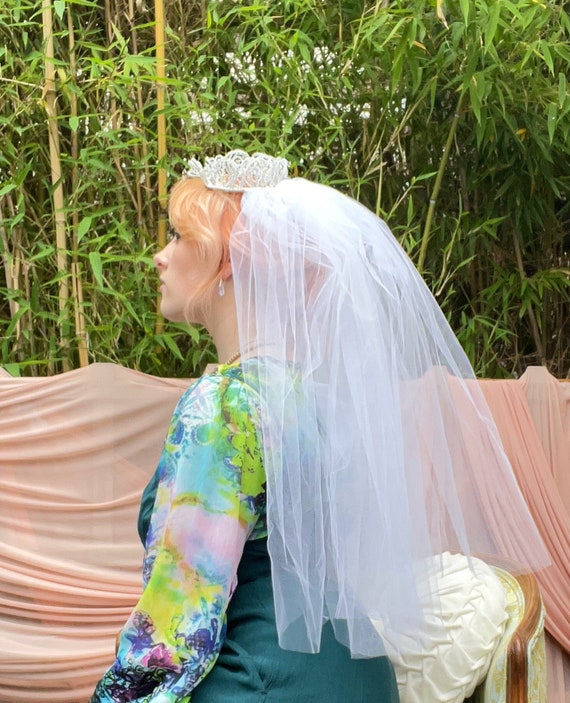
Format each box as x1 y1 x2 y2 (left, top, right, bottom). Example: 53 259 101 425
90 366 266 703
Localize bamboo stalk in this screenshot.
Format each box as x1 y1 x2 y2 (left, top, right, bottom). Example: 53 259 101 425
0 197 20 325
67 5 89 368
42 0 70 370
155 0 167 233
127 0 149 238
0 206 27 367
23 259 37 372
418 91 465 273
513 231 547 367
106 0 125 224
154 0 167 337
3 195 36 370
71 260 87 365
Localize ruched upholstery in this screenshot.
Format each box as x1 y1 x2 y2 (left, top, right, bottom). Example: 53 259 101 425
377 553 508 703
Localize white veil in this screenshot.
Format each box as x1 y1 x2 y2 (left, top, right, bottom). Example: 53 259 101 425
228 177 547 658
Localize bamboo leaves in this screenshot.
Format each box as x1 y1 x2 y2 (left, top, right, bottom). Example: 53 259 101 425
0 0 568 377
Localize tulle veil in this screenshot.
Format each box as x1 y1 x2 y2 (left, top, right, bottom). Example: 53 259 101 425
228 177 548 657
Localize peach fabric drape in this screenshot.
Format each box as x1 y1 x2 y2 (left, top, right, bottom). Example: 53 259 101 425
0 364 187 702
480 368 570 703
0 363 568 701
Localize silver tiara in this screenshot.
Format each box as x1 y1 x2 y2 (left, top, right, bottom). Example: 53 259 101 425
184 150 289 192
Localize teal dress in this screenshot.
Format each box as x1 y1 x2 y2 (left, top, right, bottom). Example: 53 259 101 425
91 365 399 702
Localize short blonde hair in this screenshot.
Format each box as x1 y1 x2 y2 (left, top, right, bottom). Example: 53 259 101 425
167 177 243 312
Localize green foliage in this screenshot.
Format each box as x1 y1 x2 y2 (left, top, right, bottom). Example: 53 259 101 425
1 0 568 378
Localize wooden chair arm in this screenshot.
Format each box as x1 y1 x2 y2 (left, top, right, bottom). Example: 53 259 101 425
506 571 543 703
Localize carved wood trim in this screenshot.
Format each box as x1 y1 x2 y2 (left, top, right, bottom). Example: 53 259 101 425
505 571 543 703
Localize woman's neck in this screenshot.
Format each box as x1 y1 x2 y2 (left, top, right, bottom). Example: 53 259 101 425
205 281 241 365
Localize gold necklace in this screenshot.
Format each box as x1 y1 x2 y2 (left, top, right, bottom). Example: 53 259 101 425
222 342 259 365
223 350 241 365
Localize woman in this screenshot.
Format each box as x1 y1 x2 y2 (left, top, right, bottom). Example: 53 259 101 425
90 151 546 702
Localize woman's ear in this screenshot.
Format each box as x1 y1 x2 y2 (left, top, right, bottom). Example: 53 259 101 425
219 260 233 281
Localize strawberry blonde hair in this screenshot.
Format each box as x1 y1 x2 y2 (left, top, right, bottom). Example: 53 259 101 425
167 177 243 310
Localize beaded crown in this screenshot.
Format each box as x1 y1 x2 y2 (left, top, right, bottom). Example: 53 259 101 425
185 150 289 192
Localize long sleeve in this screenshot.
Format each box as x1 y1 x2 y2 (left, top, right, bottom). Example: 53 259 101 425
91 368 266 703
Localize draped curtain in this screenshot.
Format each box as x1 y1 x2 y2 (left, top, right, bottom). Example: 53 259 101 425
0 364 568 702
480 368 570 702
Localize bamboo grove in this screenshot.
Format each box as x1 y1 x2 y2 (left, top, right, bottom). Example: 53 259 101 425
0 0 569 378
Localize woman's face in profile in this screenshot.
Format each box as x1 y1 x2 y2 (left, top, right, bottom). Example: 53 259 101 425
153 232 217 325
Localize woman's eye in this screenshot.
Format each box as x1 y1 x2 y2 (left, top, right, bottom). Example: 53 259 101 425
168 228 180 242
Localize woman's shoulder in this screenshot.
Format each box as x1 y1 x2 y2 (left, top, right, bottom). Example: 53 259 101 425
175 364 260 423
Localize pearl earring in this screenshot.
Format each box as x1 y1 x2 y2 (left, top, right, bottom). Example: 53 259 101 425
218 277 225 297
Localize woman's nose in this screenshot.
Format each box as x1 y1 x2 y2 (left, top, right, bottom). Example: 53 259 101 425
154 247 167 269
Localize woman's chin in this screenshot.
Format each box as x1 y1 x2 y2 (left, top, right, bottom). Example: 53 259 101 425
159 304 178 323
160 306 197 326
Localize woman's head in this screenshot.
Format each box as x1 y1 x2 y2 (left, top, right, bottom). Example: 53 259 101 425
154 177 242 325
